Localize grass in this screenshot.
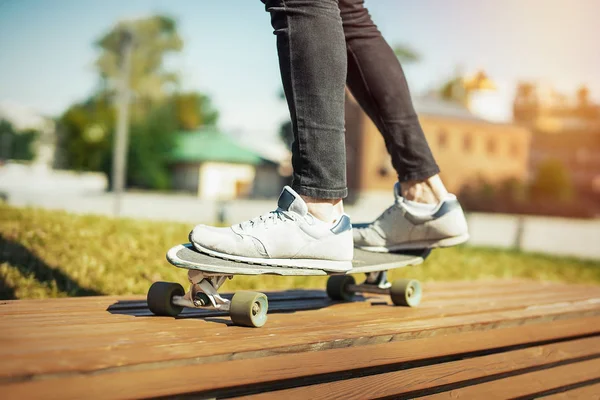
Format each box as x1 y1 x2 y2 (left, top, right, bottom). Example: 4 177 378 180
1 202 599 300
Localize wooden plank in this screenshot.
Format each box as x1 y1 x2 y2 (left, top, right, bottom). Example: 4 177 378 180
2 319 599 399
0 280 590 315
540 383 600 399
421 358 600 399
0 290 329 315
2 283 598 372
421 279 553 290
423 280 589 297
1 300 598 379
2 291 597 358
236 343 600 400
2 286 596 337
4 285 598 338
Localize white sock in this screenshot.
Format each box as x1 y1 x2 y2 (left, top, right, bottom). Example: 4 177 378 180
404 199 437 216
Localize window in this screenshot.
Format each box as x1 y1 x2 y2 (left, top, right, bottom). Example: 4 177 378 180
463 133 473 152
487 138 496 155
378 165 391 177
438 130 448 149
510 141 519 158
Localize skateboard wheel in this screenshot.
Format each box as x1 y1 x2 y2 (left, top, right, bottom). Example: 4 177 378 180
326 275 355 302
390 279 422 307
230 291 268 328
147 282 185 317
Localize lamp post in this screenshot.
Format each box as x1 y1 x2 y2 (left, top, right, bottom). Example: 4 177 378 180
112 28 134 217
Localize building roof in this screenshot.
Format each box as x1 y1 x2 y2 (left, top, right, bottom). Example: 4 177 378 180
413 97 487 122
169 128 270 165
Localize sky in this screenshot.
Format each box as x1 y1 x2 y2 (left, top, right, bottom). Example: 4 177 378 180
0 0 598 142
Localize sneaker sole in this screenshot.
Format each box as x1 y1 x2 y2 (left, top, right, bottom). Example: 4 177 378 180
356 233 470 253
191 241 353 273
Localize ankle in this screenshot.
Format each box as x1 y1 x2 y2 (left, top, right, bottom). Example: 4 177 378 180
401 175 448 204
300 195 344 223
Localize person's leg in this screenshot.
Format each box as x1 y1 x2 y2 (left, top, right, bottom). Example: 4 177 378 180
265 0 348 222
339 0 469 250
188 0 354 271
339 0 446 203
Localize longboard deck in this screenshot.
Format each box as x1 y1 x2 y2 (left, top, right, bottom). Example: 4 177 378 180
167 243 430 276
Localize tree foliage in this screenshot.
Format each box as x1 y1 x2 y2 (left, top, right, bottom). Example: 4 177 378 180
0 119 39 161
393 44 419 63
58 98 114 171
58 98 178 189
126 104 177 189
531 159 573 201
56 14 220 190
173 92 219 130
440 70 497 108
95 15 183 104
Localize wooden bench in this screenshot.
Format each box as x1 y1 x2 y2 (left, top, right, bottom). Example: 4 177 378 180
1 280 599 399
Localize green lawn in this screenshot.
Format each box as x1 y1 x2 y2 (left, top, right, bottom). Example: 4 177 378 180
1 203 599 300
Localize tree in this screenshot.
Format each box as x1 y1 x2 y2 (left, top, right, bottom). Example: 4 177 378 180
275 88 294 148
58 98 178 189
279 120 294 149
393 44 419 64
577 86 590 108
95 15 183 107
57 14 221 190
0 119 38 161
58 99 114 171
513 82 539 121
530 159 573 201
173 92 219 131
516 82 536 99
440 70 496 108
126 104 177 189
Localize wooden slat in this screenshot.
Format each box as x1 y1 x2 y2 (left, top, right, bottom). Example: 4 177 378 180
540 383 600 399
1 299 598 378
0 290 328 315
238 341 600 400
1 296 598 379
2 318 599 399
423 281 588 300
4 285 598 337
2 290 596 342
0 280 590 315
2 280 599 400
421 358 600 399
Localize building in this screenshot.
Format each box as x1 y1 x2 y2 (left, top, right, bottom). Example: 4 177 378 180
513 83 600 196
169 128 283 199
345 94 531 197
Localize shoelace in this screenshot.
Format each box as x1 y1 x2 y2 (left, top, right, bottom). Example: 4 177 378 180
239 209 295 230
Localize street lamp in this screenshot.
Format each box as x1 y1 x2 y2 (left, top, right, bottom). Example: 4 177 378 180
112 28 134 217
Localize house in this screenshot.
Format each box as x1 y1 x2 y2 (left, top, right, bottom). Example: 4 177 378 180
169 128 283 199
344 94 531 197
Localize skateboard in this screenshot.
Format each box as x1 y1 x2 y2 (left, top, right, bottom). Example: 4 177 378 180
147 243 430 327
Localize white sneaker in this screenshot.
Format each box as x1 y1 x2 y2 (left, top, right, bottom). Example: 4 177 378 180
190 186 353 272
353 183 469 252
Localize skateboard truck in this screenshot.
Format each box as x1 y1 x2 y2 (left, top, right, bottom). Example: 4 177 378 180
363 271 392 289
327 273 422 307
177 270 232 311
147 270 269 328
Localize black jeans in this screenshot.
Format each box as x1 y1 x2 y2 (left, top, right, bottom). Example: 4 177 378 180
264 0 440 199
